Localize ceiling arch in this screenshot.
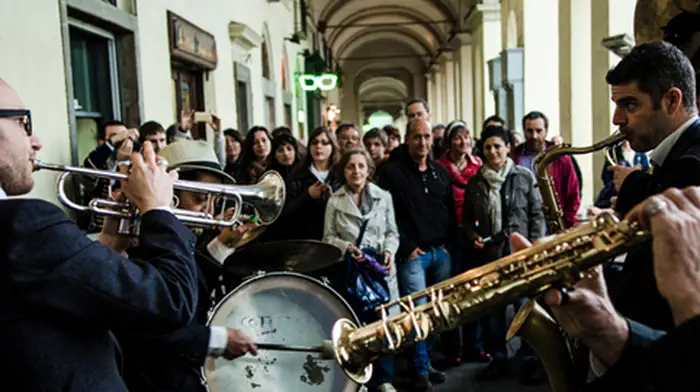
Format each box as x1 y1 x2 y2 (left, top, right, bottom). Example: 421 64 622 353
326 6 446 50
315 0 459 66
359 77 408 108
318 0 457 27
335 28 435 62
359 76 408 98
354 66 416 97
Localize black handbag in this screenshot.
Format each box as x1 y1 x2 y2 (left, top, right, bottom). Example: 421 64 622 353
341 219 391 317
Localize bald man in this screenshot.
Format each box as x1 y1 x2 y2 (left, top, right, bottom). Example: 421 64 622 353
377 118 456 391
0 78 199 391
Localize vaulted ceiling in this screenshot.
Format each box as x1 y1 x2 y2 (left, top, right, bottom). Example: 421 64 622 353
308 0 471 122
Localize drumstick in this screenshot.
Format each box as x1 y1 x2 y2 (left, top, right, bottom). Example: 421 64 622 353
256 340 335 360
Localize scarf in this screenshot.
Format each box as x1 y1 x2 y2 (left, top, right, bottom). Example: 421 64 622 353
345 184 374 216
480 157 514 234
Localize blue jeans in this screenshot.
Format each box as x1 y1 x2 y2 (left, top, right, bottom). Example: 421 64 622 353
397 246 451 375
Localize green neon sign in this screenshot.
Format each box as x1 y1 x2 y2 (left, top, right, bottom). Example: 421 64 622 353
298 73 338 91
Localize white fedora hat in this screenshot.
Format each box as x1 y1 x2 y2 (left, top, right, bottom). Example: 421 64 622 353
158 139 235 184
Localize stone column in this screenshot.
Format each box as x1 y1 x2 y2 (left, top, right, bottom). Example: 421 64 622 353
560 0 593 204
434 64 444 123
456 33 474 132
425 71 434 111
443 51 456 122
501 48 524 133
466 1 501 134
523 0 560 133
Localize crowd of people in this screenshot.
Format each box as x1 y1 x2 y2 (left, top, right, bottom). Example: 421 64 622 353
3 14 700 392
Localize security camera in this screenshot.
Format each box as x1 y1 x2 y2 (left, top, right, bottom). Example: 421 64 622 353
602 33 635 57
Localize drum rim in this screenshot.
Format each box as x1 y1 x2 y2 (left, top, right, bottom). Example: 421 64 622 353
205 271 360 327
201 271 362 392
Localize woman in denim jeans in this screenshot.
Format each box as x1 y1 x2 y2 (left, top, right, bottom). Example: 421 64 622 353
323 149 400 392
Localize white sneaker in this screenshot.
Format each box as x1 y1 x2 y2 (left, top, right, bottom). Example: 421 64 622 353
378 383 397 392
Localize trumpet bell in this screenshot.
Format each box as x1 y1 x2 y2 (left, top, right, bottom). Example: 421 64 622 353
247 170 285 225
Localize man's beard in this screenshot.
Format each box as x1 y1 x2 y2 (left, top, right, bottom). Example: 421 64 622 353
527 140 545 152
0 164 33 196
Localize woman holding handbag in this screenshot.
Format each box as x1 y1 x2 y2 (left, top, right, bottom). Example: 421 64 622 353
323 149 400 392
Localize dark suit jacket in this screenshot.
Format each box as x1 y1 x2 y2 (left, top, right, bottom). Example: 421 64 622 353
118 237 236 392
613 118 700 331
0 199 199 392
586 315 700 391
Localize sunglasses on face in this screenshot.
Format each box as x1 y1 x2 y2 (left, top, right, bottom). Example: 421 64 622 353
0 109 32 136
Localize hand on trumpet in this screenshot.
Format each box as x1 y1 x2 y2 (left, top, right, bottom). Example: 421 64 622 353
608 165 639 192
120 141 178 214
510 233 629 368
98 189 139 253
215 210 260 248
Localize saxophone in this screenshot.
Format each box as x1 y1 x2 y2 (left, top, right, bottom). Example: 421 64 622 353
330 211 649 385
507 130 627 391
534 131 626 233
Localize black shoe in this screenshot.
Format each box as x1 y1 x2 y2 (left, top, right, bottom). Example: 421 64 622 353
462 348 491 363
519 358 547 385
428 366 447 384
411 375 433 392
475 357 507 382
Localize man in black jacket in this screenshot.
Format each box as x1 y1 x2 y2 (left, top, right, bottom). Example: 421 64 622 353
377 118 457 392
605 41 700 332
110 139 259 392
521 41 699 391
0 78 200 391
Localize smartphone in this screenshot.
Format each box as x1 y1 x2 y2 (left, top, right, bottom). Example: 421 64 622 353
194 111 211 123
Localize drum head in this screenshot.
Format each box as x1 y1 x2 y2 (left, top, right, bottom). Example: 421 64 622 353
204 272 359 392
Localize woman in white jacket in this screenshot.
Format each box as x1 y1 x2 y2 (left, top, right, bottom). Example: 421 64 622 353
323 148 400 392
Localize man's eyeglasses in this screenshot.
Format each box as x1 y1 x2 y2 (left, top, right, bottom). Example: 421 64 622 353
0 109 32 136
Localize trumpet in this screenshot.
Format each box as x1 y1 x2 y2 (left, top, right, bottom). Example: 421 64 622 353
34 160 285 236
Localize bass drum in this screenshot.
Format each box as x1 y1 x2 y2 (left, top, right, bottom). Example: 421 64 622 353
203 272 360 392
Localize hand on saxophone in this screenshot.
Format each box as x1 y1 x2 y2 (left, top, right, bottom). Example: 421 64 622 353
509 233 629 367
120 141 178 214
608 165 638 192
626 187 700 326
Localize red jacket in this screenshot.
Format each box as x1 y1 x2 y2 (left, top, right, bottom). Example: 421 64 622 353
510 142 581 229
436 154 482 227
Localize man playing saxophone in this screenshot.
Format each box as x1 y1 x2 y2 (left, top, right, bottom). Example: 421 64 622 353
508 185 700 391
599 41 700 333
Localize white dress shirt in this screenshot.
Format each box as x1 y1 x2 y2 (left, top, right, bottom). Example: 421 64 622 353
205 236 236 356
649 116 698 166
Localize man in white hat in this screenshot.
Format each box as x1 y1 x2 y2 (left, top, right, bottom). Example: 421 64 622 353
104 139 259 392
